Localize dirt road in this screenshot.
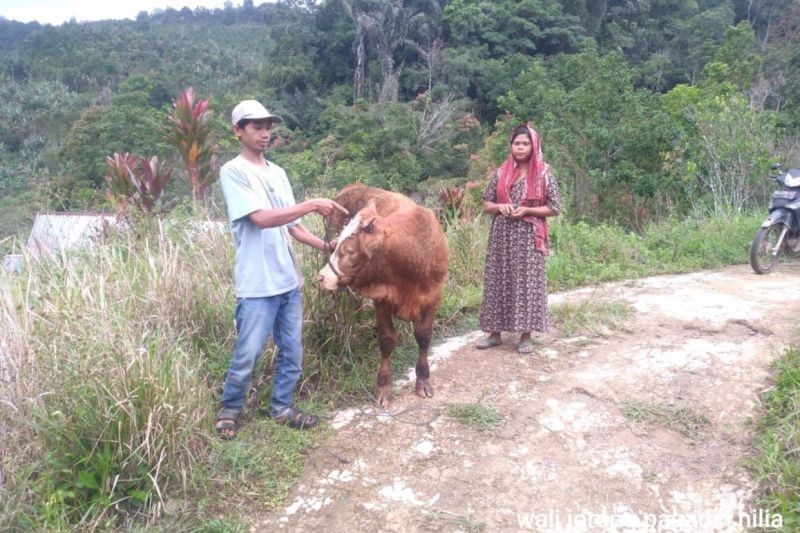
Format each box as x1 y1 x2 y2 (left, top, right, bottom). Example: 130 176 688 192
256 264 800 532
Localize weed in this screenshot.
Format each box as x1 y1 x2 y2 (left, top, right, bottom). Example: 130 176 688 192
621 400 710 440
547 210 761 291
447 403 501 431
551 297 634 337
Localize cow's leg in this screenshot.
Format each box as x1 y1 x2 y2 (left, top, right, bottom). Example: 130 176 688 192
412 305 435 398
375 301 396 408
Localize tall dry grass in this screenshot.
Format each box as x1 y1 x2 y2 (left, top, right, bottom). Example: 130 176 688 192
0 218 234 530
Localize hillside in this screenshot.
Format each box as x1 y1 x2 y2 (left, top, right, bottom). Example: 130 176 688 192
1 0 799 249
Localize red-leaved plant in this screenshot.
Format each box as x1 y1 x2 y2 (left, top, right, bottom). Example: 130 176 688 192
166 87 218 202
439 185 466 221
105 153 172 216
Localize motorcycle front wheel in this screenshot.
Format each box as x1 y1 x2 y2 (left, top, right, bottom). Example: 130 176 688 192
750 224 784 274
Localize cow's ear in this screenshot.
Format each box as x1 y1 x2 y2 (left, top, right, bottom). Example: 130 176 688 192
360 214 376 232
359 200 378 232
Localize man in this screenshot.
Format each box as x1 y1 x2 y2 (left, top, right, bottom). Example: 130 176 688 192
215 99 346 438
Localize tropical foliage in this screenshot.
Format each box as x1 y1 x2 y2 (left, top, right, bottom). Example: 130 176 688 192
0 0 797 240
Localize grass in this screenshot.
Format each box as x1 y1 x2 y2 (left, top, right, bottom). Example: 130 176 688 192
547 210 761 291
0 218 322 530
621 400 711 440
205 418 326 511
550 297 634 337
447 403 501 431
0 205 768 529
424 510 486 532
748 346 800 531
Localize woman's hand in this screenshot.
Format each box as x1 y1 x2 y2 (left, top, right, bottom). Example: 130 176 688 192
497 203 514 217
509 206 529 219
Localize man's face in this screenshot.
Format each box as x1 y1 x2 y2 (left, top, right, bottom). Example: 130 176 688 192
234 119 274 153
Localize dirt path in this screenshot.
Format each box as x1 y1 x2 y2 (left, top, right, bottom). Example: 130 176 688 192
256 264 800 532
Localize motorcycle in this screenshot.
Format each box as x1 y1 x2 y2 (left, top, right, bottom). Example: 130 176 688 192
750 163 800 274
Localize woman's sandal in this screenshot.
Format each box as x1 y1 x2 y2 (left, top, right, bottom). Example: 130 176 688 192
272 407 319 430
475 336 502 349
517 339 535 355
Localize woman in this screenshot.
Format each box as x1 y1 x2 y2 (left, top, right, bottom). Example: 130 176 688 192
475 122 561 354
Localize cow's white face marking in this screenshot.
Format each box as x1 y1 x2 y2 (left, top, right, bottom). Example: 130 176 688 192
318 212 362 290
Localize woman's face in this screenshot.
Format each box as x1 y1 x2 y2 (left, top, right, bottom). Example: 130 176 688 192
511 133 532 164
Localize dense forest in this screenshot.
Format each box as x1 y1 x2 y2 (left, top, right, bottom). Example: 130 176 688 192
1 0 798 241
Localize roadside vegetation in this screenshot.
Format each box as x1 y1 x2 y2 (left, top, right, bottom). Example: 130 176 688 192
749 346 800 531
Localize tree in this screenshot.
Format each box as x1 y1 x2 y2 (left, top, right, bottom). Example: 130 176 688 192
342 0 416 103
668 4 735 84
695 100 775 212
735 0 795 50
59 76 169 208
500 47 683 225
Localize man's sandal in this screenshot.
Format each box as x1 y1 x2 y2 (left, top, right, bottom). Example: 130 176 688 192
272 407 319 430
215 407 240 440
215 419 237 440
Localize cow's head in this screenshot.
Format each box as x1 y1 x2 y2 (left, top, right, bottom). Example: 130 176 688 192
318 200 387 290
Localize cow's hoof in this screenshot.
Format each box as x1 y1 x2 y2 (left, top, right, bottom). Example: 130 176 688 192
376 387 391 408
415 380 434 398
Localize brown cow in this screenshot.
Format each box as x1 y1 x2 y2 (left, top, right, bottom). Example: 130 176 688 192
318 183 448 407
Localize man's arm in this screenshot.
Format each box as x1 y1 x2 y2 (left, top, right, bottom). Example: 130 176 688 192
287 223 335 252
248 198 348 229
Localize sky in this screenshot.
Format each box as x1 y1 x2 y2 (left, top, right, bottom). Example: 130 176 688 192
0 0 243 26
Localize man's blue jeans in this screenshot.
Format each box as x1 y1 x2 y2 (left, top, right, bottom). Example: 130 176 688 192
220 288 303 418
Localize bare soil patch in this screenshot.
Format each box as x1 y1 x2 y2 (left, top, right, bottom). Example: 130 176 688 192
255 264 800 532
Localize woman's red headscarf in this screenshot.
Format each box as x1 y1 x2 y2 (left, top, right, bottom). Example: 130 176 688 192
496 122 550 253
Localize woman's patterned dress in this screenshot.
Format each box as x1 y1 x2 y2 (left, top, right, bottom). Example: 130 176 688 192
478 170 561 333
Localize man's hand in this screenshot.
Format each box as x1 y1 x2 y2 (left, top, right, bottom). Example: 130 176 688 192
324 238 338 253
306 198 349 217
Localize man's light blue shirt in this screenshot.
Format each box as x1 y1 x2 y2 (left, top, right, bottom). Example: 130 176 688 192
219 155 300 298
